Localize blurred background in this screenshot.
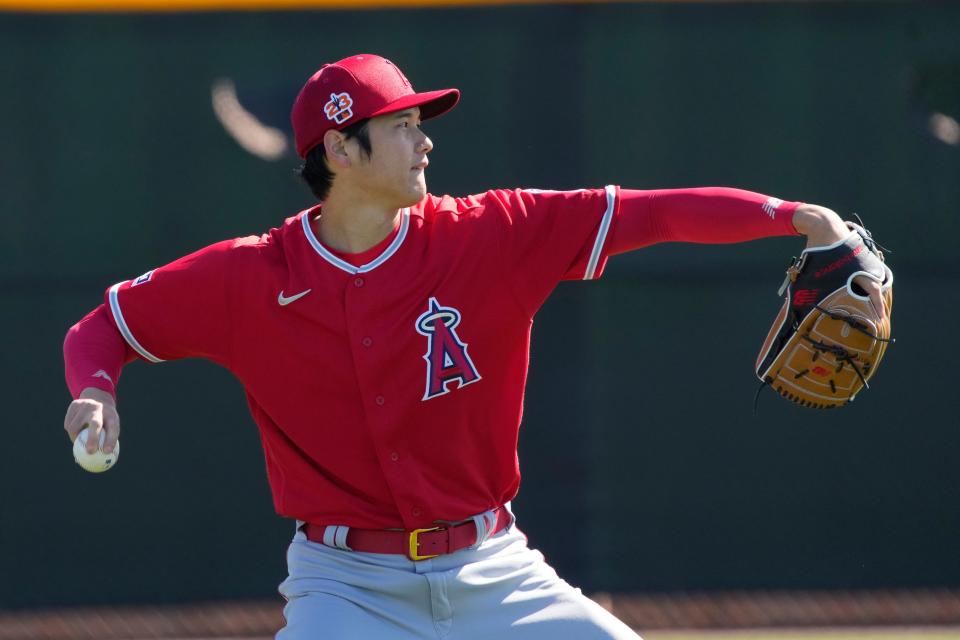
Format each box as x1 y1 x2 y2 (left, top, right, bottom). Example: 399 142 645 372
2 0 959 638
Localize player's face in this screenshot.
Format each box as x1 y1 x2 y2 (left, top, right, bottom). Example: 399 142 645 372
353 108 433 208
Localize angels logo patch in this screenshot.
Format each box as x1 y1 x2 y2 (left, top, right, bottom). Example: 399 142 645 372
416 297 481 401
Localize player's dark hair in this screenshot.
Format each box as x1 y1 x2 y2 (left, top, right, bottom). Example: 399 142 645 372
298 118 372 202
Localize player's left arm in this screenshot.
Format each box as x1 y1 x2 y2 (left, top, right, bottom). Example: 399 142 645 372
608 188 888 321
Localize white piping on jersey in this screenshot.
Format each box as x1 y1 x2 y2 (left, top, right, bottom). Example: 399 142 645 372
301 208 410 275
583 185 617 281
108 282 165 363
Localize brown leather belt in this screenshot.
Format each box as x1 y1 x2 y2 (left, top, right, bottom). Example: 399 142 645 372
304 507 511 561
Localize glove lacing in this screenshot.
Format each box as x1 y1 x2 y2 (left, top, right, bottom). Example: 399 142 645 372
753 307 894 413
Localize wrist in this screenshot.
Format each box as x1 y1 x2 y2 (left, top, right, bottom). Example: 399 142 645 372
79 386 116 406
792 204 849 246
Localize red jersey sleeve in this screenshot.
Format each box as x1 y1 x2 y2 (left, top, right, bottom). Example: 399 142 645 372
103 239 238 365
483 186 619 314
63 304 137 399
609 187 801 253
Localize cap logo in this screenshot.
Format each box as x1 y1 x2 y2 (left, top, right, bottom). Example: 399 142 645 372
384 59 412 89
324 92 354 124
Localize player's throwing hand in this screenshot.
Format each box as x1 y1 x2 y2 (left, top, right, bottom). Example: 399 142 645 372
63 387 120 455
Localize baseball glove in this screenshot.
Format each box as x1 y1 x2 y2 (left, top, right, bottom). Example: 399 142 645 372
755 220 894 409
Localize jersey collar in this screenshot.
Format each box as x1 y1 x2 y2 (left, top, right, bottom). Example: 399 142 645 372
301 207 410 275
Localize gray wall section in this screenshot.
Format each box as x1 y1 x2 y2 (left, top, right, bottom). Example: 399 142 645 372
2 3 958 608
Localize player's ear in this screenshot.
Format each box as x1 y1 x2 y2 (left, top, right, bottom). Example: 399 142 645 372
323 129 352 170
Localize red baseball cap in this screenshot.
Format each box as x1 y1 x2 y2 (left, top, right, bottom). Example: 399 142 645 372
291 54 460 158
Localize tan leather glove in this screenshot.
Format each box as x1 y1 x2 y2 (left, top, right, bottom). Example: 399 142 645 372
755 221 894 409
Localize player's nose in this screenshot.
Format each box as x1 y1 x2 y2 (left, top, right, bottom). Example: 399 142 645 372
418 133 433 154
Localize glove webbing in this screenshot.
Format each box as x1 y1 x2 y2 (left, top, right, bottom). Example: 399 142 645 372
752 304 894 413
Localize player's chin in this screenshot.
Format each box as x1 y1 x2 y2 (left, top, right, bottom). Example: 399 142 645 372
403 175 428 204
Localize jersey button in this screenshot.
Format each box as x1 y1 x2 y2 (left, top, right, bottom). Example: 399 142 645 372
390 452 399 462
375 395 385 406
411 507 422 517
353 277 365 288
362 337 373 347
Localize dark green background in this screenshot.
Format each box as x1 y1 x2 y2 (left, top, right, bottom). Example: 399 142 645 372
2 1 958 609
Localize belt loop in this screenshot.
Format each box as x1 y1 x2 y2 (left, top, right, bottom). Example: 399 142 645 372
468 508 498 550
503 501 516 528
294 519 308 542
322 525 353 551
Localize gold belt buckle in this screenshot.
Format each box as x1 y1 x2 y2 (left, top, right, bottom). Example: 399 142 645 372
408 526 442 561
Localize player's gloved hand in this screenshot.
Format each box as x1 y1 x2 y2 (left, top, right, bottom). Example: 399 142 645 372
63 387 121 454
757 204 894 408
792 204 889 323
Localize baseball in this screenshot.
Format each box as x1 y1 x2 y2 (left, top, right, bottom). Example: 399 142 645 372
72 427 119 473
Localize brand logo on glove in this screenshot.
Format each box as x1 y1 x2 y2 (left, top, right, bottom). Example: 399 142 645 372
815 245 864 278
324 92 354 124
793 289 821 307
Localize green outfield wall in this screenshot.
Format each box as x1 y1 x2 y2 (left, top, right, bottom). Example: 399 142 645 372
2 2 958 608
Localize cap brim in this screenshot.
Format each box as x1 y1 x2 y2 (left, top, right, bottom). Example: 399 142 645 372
368 88 460 122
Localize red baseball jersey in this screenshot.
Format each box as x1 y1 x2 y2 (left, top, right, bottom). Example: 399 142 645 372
104 187 620 530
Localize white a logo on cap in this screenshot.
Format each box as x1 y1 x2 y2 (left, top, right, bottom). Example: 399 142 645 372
324 92 354 124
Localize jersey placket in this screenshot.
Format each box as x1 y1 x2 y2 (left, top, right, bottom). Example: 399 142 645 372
342 267 422 527
302 206 424 529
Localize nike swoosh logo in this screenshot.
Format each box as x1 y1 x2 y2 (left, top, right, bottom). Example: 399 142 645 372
278 289 312 306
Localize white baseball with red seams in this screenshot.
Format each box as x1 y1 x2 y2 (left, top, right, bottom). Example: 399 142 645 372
72 427 119 473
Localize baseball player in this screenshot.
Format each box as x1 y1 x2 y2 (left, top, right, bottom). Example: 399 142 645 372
62 54 887 639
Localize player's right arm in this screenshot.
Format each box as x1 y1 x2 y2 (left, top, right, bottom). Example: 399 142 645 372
62 238 243 455
63 304 134 453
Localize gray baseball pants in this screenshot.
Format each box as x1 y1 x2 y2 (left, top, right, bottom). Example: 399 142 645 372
276 516 641 639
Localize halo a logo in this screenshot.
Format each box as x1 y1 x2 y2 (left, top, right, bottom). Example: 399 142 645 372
416 297 481 401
